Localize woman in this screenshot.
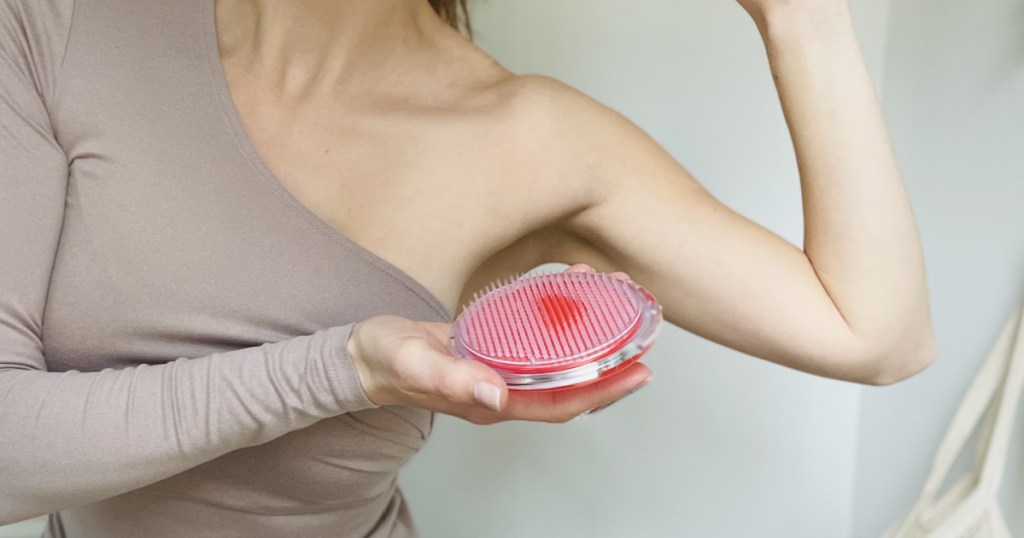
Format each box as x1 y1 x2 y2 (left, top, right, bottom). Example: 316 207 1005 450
0 0 936 536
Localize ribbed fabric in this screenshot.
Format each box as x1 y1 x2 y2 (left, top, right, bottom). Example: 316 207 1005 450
0 0 453 536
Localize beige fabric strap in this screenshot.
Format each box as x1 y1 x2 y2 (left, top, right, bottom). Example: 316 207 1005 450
886 302 1023 538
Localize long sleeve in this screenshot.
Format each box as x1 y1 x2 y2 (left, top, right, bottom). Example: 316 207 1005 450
0 0 377 524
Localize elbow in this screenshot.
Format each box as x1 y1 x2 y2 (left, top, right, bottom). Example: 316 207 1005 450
857 332 938 386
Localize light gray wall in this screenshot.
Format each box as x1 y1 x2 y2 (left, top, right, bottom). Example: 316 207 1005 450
399 1 891 537
851 0 1024 535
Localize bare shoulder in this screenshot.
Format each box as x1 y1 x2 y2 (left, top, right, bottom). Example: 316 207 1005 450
458 74 648 266
488 74 673 186
478 72 709 270
490 74 592 110
487 74 633 137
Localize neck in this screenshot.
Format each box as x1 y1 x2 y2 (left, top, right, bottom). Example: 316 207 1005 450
216 0 449 97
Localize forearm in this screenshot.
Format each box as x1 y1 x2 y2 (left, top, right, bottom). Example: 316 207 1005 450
755 5 935 374
0 325 373 524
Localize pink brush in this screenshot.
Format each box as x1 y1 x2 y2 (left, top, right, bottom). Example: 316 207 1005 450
448 269 663 391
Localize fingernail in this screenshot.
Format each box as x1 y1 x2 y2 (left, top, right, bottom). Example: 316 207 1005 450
585 377 651 416
474 382 502 412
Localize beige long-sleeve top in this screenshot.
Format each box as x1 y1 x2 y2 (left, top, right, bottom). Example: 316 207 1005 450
0 0 454 536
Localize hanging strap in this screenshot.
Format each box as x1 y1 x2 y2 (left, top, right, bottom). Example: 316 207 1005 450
976 302 1024 496
919 303 1023 503
885 303 1024 538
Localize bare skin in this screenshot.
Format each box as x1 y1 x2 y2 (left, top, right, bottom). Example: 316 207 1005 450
216 0 565 313
216 0 937 422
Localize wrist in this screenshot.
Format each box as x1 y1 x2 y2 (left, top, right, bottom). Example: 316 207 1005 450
347 321 384 406
750 3 853 41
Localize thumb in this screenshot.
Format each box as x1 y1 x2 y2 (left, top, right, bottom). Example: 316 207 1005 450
433 355 508 412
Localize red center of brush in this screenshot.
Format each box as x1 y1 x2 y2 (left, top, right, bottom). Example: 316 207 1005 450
538 293 586 333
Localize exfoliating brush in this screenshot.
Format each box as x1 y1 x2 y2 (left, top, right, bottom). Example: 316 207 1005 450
448 269 663 391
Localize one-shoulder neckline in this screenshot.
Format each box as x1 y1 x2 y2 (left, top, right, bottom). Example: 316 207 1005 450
198 0 453 323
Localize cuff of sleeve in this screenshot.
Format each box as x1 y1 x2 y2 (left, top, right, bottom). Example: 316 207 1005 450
320 324 380 412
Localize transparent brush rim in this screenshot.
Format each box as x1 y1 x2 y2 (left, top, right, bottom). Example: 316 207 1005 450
449 285 664 390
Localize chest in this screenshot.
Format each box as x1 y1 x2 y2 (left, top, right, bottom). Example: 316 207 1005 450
44 54 583 374
227 83 575 312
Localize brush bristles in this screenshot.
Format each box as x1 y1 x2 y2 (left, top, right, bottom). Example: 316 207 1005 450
454 270 643 368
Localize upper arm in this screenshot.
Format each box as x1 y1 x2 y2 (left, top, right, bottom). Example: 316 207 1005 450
0 0 74 372
520 75 878 383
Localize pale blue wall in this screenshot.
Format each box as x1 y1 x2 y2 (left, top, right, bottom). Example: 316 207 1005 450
0 519 44 538
851 0 1024 535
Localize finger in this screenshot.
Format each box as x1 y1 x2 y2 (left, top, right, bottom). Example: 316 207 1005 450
412 325 509 412
608 271 633 283
501 362 652 422
584 375 651 415
403 349 509 412
564 263 595 273
549 362 651 411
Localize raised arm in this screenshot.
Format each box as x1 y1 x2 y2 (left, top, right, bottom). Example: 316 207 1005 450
522 1 936 385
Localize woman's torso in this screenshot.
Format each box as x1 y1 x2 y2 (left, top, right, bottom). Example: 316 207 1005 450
211 0 594 313
38 0 589 535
